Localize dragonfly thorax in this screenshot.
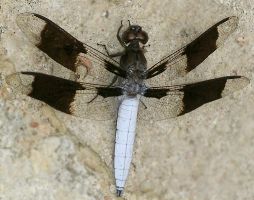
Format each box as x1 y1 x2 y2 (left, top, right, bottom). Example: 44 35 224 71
121 78 147 96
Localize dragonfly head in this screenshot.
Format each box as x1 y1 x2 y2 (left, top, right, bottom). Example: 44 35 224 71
122 25 148 45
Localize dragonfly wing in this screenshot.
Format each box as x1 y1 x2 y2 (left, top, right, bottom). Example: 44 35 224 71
146 17 238 84
139 76 249 121
6 72 123 120
16 13 126 84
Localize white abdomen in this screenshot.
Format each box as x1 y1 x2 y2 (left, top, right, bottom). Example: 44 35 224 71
114 96 139 195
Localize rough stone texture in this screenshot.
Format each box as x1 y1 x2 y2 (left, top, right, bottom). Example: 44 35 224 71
0 0 254 199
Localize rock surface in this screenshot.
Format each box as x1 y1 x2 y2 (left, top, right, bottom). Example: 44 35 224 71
0 0 254 199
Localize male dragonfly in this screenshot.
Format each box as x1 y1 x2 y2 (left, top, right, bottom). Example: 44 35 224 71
6 13 249 196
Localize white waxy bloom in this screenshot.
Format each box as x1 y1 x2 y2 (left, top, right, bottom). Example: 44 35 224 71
114 96 140 196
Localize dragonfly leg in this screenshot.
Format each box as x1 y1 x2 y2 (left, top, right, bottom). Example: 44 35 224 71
97 43 124 58
87 75 119 103
117 20 127 48
140 99 148 109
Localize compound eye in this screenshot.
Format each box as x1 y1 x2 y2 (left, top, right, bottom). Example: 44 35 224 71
138 31 148 44
122 31 135 43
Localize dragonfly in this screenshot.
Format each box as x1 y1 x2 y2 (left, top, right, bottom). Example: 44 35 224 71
7 13 249 196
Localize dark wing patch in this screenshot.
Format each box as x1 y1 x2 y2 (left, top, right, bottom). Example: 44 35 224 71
23 71 84 114
17 13 86 72
140 76 249 120
6 72 122 119
146 17 238 80
16 13 127 79
179 76 249 115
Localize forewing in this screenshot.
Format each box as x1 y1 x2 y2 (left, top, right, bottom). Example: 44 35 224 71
6 72 123 120
16 13 126 83
139 76 249 121
146 17 239 82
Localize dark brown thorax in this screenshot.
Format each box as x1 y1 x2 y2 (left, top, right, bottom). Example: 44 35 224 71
119 25 149 95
